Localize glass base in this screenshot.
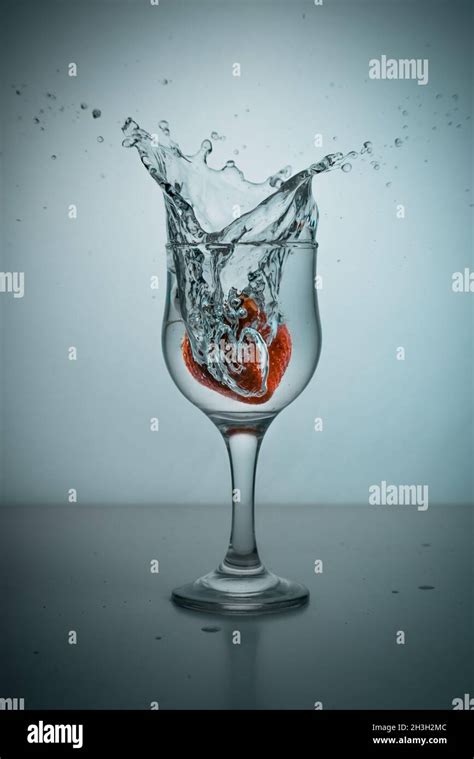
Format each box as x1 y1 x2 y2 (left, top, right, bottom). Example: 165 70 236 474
171 564 309 615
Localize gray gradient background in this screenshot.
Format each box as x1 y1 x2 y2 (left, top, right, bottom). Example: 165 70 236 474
0 0 472 710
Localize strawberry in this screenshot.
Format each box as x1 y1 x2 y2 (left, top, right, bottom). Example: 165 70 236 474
182 296 292 404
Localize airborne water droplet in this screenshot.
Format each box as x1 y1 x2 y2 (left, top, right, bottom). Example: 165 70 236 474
159 120 170 135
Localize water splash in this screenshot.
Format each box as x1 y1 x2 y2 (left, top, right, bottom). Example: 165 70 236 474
122 118 365 401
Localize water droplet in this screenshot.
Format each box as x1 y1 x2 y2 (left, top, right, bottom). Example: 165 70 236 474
233 149 239 155
97 136 104 143
371 161 380 170
158 120 170 135
92 108 101 119
51 154 57 160
341 163 352 173
386 181 392 188
435 93 442 99
33 117 40 124
391 590 399 594
394 138 403 147
361 140 373 154
402 109 408 116
402 124 408 130
80 102 88 110
456 123 462 128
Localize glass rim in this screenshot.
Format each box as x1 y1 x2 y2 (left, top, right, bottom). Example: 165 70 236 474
166 241 318 250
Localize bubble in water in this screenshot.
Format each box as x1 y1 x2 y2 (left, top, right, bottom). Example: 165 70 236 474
270 177 283 188
97 136 104 143
402 109 408 116
371 161 380 170
386 181 392 188
211 131 219 139
80 103 88 110
341 163 352 173
92 109 101 119
394 138 403 147
361 141 373 154
51 154 57 160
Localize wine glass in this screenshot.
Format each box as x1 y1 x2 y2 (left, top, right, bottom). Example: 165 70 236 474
163 240 322 613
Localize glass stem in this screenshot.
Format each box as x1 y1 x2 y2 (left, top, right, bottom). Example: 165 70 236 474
221 429 264 573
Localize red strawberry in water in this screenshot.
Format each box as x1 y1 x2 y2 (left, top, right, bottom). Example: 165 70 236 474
182 296 292 404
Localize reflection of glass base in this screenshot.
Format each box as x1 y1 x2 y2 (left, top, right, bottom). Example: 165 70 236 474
171 564 309 614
